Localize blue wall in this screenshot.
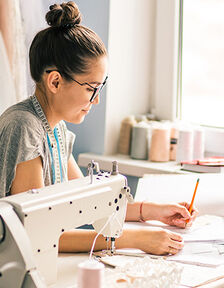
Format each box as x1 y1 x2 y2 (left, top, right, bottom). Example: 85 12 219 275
65 0 110 160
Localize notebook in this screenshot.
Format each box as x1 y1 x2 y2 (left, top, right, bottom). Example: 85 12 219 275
181 157 224 173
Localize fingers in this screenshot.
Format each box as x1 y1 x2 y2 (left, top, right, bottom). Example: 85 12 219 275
168 247 179 255
166 232 184 254
176 202 199 227
170 238 184 250
160 231 184 255
175 204 191 220
172 218 187 228
191 207 199 219
179 201 189 209
170 231 183 242
186 209 198 227
179 202 199 218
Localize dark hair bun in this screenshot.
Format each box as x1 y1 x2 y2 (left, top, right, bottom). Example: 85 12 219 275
46 1 81 28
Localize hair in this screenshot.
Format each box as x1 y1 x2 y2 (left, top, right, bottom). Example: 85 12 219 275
29 1 107 83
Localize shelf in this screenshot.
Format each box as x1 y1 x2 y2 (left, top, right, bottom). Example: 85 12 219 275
78 153 188 177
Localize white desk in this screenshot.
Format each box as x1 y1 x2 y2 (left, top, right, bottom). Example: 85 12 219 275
49 173 224 287
49 252 224 288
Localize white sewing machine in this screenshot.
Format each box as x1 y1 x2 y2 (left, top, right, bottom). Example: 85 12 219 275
0 161 133 288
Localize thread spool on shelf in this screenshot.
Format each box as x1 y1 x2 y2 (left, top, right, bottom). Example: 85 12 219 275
118 116 137 155
149 123 170 162
193 127 205 159
170 126 179 161
77 259 104 288
130 121 150 160
176 129 194 163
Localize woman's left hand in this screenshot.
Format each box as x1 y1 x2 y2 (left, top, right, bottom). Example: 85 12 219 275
154 202 199 228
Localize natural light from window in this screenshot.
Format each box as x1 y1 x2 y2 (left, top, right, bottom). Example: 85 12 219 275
181 0 224 128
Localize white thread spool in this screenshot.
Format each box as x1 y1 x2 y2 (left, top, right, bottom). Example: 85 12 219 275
176 129 194 163
149 123 170 162
193 127 205 159
130 121 150 160
77 259 104 288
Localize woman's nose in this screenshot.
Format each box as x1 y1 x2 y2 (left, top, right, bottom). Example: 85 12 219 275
92 94 100 105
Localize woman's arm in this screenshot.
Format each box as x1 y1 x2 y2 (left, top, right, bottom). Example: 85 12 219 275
67 154 84 180
59 227 184 255
125 202 156 222
126 201 198 228
10 156 44 195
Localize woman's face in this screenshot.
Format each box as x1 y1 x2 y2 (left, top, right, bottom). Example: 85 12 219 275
50 56 108 125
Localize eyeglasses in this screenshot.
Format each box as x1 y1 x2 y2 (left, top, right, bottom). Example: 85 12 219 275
46 70 108 103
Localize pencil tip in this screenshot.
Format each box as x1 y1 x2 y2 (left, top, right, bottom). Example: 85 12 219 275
197 178 200 182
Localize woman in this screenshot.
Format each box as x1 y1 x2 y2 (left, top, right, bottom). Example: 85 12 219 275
0 1 197 255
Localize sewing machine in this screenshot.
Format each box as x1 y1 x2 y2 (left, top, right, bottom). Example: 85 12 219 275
0 161 133 288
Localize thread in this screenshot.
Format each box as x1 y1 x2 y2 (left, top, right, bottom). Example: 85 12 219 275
149 123 170 162
130 121 150 160
193 127 205 159
118 116 136 155
176 129 194 163
169 126 179 161
135 114 148 122
89 212 116 259
77 259 104 288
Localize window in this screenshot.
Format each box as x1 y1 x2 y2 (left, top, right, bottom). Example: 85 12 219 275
180 0 224 128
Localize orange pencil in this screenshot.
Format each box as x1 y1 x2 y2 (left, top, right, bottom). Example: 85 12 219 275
188 178 200 215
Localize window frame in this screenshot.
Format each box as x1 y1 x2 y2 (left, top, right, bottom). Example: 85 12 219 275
155 0 224 156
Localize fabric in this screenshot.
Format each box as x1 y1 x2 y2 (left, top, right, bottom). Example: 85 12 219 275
0 96 75 198
0 0 27 104
19 0 46 95
0 32 16 115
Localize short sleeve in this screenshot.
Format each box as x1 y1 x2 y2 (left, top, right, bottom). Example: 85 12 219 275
0 112 45 197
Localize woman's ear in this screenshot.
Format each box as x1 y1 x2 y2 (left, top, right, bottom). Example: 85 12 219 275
46 71 62 93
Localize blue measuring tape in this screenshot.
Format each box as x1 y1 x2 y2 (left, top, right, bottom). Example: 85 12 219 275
47 128 63 184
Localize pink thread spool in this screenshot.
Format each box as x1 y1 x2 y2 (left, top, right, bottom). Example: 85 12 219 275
77 260 104 288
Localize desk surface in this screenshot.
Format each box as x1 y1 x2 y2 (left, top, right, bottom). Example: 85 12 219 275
49 253 224 288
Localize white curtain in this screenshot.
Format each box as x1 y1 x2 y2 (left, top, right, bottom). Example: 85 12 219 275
0 32 16 115
19 0 46 95
0 0 27 114
11 0 27 103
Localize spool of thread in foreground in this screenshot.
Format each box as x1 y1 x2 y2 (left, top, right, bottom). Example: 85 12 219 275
176 129 193 163
77 259 104 288
130 121 150 160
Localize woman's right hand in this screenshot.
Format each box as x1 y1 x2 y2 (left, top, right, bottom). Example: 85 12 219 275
133 228 184 255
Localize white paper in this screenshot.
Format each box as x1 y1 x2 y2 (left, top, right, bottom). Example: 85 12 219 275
123 215 224 268
124 215 224 243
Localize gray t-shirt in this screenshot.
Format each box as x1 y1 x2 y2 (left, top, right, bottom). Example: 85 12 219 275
0 96 75 197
